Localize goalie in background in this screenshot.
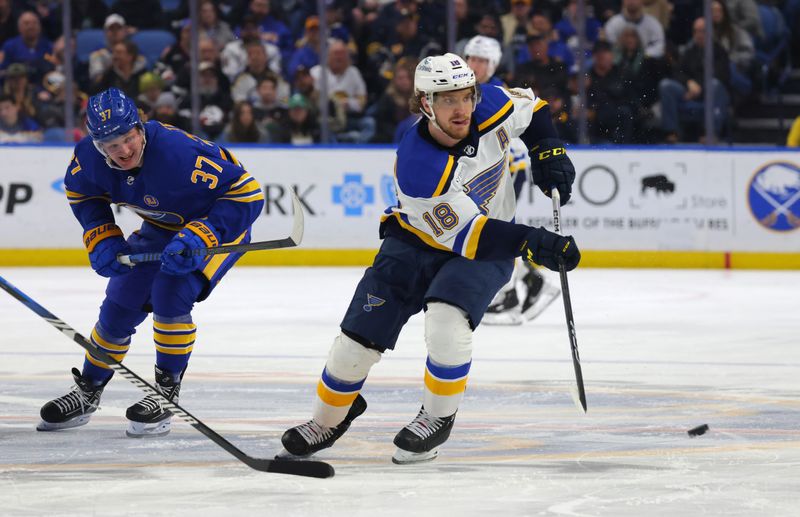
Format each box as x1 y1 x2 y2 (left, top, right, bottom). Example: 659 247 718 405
37 87 264 437
464 35 561 325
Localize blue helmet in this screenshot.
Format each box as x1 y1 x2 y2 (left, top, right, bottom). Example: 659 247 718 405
85 87 142 142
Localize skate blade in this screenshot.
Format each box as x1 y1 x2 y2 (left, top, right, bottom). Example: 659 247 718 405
36 414 92 431
521 286 560 322
481 311 523 326
126 418 171 438
391 447 439 465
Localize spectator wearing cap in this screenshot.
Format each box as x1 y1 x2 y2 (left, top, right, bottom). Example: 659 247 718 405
605 0 666 58
369 0 443 47
0 93 41 142
287 16 321 82
92 40 146 97
2 63 37 120
222 14 281 83
587 40 635 143
136 71 165 118
239 0 293 65
252 73 287 131
232 39 290 105
220 100 268 143
89 14 146 85
269 92 320 145
34 69 86 130
385 8 440 62
0 11 53 84
152 91 191 131
511 32 569 97
199 0 235 50
310 39 373 143
658 17 731 143
518 13 574 71
369 56 417 143
184 60 234 133
108 0 164 29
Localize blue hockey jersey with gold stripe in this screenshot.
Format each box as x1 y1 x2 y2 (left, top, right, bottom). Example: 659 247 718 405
64 121 264 244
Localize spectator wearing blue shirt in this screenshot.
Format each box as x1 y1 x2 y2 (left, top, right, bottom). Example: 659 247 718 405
554 0 602 70
1 11 53 84
240 0 294 66
287 16 320 82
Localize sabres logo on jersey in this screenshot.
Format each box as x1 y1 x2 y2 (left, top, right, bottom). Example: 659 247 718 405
144 195 159 207
362 294 386 312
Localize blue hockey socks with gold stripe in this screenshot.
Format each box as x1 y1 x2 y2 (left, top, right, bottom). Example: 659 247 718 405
153 314 195 374
81 323 131 386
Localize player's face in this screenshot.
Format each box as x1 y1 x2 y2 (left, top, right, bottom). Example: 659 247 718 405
432 88 474 140
466 56 490 83
100 127 144 170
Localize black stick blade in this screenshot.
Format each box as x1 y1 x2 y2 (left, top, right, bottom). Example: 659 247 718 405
244 457 335 478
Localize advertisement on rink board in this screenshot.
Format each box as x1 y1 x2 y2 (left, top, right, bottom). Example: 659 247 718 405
0 146 798 256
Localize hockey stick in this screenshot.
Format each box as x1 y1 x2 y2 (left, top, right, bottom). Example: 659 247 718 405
551 189 587 413
0 275 334 479
117 187 305 266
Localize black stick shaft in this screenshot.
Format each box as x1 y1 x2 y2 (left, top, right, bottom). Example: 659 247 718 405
0 275 333 478
551 190 587 413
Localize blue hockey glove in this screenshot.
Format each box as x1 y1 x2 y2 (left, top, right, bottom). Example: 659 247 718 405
161 220 221 276
530 138 575 205
84 223 132 277
519 227 580 272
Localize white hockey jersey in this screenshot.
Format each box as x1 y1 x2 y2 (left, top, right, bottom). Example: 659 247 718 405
380 84 547 259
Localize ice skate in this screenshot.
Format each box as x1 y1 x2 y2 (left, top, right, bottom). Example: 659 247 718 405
38 367 108 431
278 393 367 458
482 287 523 326
125 366 181 438
520 270 560 322
392 406 456 464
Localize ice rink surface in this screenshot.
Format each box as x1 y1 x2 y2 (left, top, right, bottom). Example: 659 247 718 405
0 266 798 516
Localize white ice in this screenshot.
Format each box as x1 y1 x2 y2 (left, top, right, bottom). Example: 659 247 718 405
1 267 798 516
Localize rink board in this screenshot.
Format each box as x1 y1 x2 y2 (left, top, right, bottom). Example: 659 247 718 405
0 145 798 268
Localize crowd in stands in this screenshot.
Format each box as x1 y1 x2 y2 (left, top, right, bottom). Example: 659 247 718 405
0 0 797 145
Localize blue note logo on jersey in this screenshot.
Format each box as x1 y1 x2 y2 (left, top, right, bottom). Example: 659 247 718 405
748 162 800 232
362 294 385 312
144 195 159 207
333 173 374 216
380 175 398 206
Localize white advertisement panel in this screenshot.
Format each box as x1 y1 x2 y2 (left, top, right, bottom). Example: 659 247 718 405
0 146 798 253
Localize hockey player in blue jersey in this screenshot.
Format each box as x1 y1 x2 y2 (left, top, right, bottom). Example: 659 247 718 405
280 54 580 464
38 88 265 437
465 35 562 325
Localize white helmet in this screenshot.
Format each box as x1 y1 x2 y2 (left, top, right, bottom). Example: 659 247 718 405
414 53 478 123
464 35 502 75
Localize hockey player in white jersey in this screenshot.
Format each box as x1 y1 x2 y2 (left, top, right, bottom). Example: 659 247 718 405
464 34 561 325
280 53 579 464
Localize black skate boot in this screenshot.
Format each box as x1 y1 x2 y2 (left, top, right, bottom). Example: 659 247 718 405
278 393 367 458
125 366 182 438
392 406 456 464
38 368 109 431
520 267 560 322
482 287 522 326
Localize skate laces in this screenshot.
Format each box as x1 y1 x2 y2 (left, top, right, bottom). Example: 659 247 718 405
405 409 446 439
53 385 98 414
295 420 335 445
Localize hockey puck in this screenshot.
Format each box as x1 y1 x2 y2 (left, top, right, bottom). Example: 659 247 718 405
687 424 709 437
